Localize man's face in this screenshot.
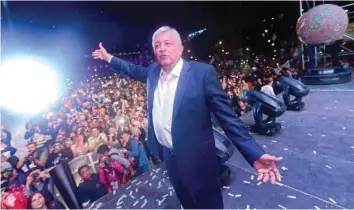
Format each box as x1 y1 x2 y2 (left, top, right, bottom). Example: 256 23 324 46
91 128 99 137
153 31 183 68
79 166 91 180
122 133 130 142
28 144 36 154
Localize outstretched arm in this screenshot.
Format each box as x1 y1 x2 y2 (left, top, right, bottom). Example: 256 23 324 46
92 42 148 83
204 66 265 165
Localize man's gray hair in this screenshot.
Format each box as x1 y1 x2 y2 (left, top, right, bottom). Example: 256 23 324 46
152 26 182 50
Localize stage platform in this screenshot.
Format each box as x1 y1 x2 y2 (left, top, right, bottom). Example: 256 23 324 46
94 76 354 209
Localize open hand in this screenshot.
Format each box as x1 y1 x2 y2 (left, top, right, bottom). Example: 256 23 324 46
92 42 112 63
253 154 283 184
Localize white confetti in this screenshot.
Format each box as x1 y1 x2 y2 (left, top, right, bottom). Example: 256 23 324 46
251 175 254 180
181 205 184 209
313 151 317 154
141 199 147 208
281 166 288 171
275 182 283 186
113 190 116 195
168 187 174 190
155 168 161 173
350 109 354 112
150 172 153 176
351 146 354 149
271 140 277 143
281 121 285 123
152 175 157 180
257 182 262 186
314 206 320 210
129 191 135 199
334 106 337 109
278 204 287 210
144 180 149 184
149 183 152 186
325 165 332 169
117 206 122 209
329 198 337 204
263 145 267 148
246 205 250 210
136 181 142 185
131 180 137 184
227 193 234 197
287 195 296 199
321 134 326 137
170 191 173 196
322 117 327 120
140 196 145 200
342 127 346 130
243 181 251 184
116 194 127 206
133 200 139 207
235 194 241 198
135 188 138 193
223 186 230 189
126 186 131 190
163 194 169 198
308 134 312 136
284 148 288 151
158 197 166 206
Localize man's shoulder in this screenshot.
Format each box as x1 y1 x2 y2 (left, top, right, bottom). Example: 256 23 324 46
188 60 214 70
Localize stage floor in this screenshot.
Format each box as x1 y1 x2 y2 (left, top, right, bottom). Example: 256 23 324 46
94 77 354 209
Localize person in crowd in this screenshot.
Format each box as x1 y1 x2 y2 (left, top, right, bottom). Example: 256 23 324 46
77 165 108 208
98 155 126 191
120 129 150 177
86 127 108 152
92 26 282 209
261 77 276 97
17 142 48 171
25 169 55 201
27 192 65 209
96 144 133 175
1 165 26 189
46 141 74 168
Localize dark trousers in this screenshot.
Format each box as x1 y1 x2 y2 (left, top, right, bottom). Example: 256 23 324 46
163 147 223 209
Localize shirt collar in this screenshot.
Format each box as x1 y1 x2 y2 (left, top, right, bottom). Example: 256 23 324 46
160 58 183 78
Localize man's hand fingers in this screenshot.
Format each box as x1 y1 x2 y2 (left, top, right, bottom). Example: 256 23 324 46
269 171 276 184
263 173 269 183
257 172 264 181
273 168 282 182
99 42 104 50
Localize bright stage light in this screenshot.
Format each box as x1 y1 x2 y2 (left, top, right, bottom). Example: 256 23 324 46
0 58 60 114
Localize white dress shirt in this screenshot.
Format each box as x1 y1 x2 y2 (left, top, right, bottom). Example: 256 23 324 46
261 84 276 97
152 59 183 149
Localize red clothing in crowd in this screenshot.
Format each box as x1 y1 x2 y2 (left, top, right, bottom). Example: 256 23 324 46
99 159 125 192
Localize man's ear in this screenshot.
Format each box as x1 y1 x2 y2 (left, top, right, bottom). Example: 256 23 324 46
180 45 184 56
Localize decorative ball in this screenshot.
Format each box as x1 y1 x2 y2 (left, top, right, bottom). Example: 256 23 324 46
296 4 348 45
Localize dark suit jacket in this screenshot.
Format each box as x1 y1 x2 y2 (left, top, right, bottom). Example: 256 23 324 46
109 57 265 192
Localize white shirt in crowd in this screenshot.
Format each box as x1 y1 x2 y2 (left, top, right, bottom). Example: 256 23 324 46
152 59 183 149
261 84 276 97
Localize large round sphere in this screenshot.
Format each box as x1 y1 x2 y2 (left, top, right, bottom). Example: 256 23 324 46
296 4 348 45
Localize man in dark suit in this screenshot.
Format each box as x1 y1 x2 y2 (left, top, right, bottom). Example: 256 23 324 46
92 26 283 209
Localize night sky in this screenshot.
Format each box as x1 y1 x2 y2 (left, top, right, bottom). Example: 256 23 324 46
1 1 303 76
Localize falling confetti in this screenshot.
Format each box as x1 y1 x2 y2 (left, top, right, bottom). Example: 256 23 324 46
329 198 337 204
325 165 332 169
141 199 147 208
287 195 296 199
243 181 251 184
223 186 230 189
281 166 288 171
257 182 262 186
314 206 320 210
235 194 241 198
133 200 139 207
313 151 317 154
278 204 287 210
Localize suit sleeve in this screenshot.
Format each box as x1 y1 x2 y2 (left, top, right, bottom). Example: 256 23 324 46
109 57 148 83
204 66 265 166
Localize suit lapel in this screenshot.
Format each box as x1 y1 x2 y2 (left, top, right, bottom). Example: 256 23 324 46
172 61 192 122
147 66 160 115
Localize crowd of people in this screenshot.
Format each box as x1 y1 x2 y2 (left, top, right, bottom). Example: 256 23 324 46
1 53 297 208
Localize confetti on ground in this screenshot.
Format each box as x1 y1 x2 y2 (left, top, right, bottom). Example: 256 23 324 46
281 166 288 171
158 198 166 206
334 107 337 109
133 200 139 207
150 172 154 176
257 182 262 186
284 148 288 151
308 134 312 136
271 140 277 143
314 206 320 210
227 193 234 197
141 199 147 208
131 180 137 184
313 151 317 154
351 146 354 149
135 188 138 193
322 117 327 120
223 186 230 189
136 181 142 185
329 198 337 204
155 168 161 173
275 182 283 186
287 195 296 199
140 196 145 200
251 175 254 180
168 187 174 190
144 180 149 184
113 190 116 195
152 175 157 180
325 165 332 169
350 110 354 112
246 204 250 210
342 127 346 130
321 134 326 137
181 205 184 209
116 194 127 206
117 206 122 209
243 181 251 184
278 204 287 209
149 183 152 187
163 194 169 198
129 191 135 199
263 145 267 148
170 191 173 196
126 186 131 190
235 194 241 198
